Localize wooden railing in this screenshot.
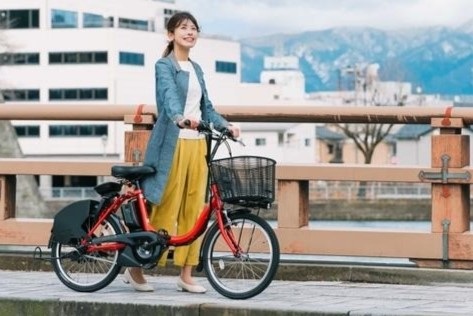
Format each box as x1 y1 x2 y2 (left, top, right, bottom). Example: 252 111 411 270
1 104 473 268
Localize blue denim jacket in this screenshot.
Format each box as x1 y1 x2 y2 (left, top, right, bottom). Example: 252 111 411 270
141 53 229 204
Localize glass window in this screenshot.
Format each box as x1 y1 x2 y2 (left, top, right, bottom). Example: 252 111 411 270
49 53 62 64
119 51 144 66
10 10 30 28
26 53 39 64
95 125 108 136
2 89 40 101
64 53 79 63
118 18 148 31
79 89 93 100
27 90 40 100
51 9 78 28
79 52 93 63
49 52 108 64
0 53 40 65
49 89 62 100
64 89 78 100
48 88 108 101
94 88 108 100
255 138 267 146
94 52 108 63
14 125 40 137
49 124 108 137
216 61 237 74
83 13 113 28
1 10 39 29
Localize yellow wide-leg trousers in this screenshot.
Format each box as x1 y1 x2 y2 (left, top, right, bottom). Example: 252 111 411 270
149 138 207 267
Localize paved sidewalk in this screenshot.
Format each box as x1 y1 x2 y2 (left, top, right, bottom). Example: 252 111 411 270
1 270 473 315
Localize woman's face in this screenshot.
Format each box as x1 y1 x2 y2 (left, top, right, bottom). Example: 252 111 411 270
169 19 199 51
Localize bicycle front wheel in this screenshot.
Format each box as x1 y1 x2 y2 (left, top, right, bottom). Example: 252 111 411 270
50 216 123 292
202 211 280 299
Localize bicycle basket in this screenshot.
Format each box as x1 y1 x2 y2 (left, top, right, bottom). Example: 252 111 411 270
210 156 276 207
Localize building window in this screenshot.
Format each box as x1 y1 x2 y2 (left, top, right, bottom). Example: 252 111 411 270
255 138 266 146
2 89 40 101
119 52 144 66
49 88 108 101
304 138 311 147
118 18 148 31
0 53 39 65
83 13 113 28
51 9 78 28
216 61 237 74
163 8 178 29
49 124 108 137
0 9 39 29
14 125 40 137
327 143 334 154
49 52 108 64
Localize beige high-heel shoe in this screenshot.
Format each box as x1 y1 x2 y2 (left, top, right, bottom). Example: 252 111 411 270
176 277 207 294
123 268 154 292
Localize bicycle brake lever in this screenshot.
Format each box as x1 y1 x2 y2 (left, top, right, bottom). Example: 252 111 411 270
237 139 246 147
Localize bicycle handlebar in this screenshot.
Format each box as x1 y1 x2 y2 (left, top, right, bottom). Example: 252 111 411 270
183 119 239 143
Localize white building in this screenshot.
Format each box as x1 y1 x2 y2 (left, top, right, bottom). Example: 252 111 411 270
260 56 305 100
0 0 317 198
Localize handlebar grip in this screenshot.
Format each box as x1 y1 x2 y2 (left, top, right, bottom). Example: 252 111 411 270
196 121 211 132
221 127 238 142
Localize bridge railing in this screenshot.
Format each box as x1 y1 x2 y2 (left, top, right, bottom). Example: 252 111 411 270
1 104 473 268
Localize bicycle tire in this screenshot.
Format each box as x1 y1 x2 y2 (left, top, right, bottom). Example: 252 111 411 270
202 211 280 299
50 215 124 292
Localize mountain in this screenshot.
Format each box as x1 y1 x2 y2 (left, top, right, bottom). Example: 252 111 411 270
240 22 473 95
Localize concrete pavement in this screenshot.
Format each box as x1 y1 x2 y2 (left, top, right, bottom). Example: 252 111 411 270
1 270 473 315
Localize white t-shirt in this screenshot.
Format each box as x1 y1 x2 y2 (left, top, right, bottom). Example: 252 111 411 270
178 61 204 139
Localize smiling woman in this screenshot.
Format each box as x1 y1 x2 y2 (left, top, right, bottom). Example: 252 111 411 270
124 10 241 294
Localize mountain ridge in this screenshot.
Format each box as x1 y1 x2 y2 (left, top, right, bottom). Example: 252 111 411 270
240 22 473 95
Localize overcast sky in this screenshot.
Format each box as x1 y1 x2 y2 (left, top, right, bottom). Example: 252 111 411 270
178 0 473 39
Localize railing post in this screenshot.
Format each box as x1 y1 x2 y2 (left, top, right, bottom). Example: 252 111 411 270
277 180 309 228
0 175 16 219
430 118 470 234
123 105 155 164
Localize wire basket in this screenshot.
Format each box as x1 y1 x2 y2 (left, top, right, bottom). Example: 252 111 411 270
210 156 276 207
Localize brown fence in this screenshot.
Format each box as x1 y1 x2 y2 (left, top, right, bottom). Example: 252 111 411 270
1 104 473 268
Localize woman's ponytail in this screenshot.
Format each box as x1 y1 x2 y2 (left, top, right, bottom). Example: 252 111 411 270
162 41 174 57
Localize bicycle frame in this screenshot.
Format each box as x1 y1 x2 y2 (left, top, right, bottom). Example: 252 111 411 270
83 130 242 257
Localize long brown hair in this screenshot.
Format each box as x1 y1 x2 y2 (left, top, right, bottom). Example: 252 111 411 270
162 11 201 57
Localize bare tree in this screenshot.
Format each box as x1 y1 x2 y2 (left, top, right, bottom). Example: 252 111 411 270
334 122 396 164
336 61 408 164
335 61 408 197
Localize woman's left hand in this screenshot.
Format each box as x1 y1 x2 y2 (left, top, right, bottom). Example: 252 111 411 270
228 124 240 138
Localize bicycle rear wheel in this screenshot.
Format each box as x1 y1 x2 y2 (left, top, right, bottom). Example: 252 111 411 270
202 211 280 299
50 216 123 292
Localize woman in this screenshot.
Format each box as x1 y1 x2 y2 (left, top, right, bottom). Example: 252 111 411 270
123 11 240 293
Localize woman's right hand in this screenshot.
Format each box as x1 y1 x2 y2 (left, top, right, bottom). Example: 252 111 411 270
177 118 199 130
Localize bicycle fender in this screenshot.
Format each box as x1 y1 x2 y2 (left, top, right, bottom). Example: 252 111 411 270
51 199 99 244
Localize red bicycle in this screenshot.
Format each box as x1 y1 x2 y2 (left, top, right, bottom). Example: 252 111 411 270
47 122 280 299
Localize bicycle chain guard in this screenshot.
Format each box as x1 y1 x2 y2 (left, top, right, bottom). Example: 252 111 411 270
114 229 169 267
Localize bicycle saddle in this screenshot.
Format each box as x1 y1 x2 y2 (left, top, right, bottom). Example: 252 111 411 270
111 165 155 181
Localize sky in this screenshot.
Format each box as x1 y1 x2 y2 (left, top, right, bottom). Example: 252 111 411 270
178 0 473 39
